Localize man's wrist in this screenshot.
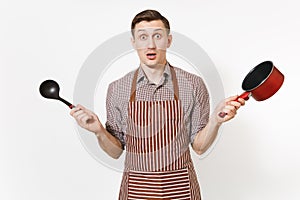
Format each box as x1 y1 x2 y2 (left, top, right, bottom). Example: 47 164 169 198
95 132 101 138
94 125 105 138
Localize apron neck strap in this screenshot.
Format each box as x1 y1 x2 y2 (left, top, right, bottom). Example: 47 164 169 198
130 65 179 102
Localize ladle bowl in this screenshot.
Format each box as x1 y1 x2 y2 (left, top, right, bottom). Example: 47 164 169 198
39 79 75 109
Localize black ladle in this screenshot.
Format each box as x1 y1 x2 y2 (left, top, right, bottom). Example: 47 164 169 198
39 80 75 109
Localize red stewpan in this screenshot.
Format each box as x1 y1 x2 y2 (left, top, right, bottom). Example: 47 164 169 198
219 61 284 118
240 61 284 101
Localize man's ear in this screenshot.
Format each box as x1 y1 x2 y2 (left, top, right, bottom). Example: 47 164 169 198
131 37 136 49
167 34 172 48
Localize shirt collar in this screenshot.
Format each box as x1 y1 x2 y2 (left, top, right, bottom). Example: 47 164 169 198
136 62 171 85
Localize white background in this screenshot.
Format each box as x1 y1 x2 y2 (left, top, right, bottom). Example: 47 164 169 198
1 0 299 199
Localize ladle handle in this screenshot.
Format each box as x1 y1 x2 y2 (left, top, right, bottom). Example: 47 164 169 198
58 97 75 109
218 91 251 118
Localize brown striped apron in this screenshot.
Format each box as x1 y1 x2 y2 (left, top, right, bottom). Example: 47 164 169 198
119 66 201 200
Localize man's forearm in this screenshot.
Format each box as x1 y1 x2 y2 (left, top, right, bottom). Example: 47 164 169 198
95 125 124 159
192 117 222 155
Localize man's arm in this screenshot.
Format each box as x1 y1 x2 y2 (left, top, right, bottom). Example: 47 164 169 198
192 96 245 155
70 104 123 159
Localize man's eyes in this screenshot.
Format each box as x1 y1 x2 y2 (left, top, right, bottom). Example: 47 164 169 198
139 34 148 40
154 33 162 39
138 33 162 40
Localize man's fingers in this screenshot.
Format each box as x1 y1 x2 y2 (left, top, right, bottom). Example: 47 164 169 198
229 101 241 109
237 98 246 105
225 105 237 113
70 104 86 114
69 104 97 126
70 106 91 122
81 115 93 124
70 106 81 115
225 95 238 103
76 112 87 121
72 109 84 118
76 104 85 110
74 110 92 123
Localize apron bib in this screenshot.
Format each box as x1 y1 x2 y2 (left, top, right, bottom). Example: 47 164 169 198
118 66 201 200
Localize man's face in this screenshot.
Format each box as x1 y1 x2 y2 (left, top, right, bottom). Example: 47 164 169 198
132 20 172 68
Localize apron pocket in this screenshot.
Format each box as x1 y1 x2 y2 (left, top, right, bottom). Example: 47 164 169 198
127 169 191 199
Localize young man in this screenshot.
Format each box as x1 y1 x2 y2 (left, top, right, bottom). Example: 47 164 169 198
71 9 245 200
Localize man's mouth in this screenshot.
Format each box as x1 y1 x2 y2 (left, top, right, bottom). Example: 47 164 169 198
146 53 157 60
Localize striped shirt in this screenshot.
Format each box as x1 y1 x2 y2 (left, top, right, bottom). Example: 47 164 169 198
105 63 210 149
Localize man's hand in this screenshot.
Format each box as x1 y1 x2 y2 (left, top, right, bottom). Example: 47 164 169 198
70 104 102 133
214 95 246 123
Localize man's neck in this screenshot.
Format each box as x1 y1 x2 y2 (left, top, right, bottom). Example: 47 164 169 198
140 63 166 84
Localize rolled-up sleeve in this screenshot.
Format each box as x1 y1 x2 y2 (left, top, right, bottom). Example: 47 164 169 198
105 82 126 149
190 77 210 143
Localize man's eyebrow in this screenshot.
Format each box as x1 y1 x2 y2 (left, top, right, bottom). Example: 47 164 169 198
153 28 164 31
137 29 146 32
136 28 165 32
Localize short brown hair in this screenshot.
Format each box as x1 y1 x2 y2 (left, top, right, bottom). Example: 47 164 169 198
131 10 170 36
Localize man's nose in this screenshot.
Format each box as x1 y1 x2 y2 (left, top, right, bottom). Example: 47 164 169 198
147 38 156 48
